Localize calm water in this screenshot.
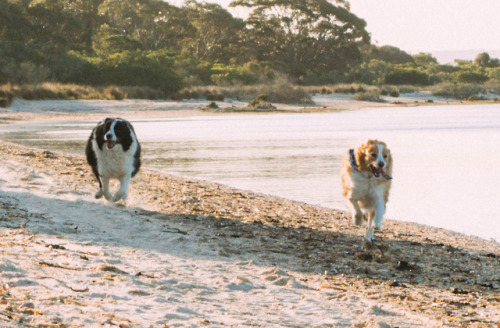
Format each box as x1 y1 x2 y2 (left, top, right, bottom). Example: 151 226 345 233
1 104 499 241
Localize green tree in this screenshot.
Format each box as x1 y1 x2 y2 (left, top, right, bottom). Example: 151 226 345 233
474 52 490 67
474 52 500 68
413 53 438 66
368 45 414 64
455 71 489 84
181 1 245 63
231 0 370 77
97 0 190 51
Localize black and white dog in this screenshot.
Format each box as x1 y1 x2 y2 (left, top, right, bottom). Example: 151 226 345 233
86 118 141 202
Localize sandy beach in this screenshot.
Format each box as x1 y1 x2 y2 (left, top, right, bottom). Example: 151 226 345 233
0 98 499 327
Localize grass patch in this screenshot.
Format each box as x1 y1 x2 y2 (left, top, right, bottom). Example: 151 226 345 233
0 86 15 107
484 80 500 96
304 83 375 94
352 90 385 102
0 82 169 106
248 94 277 110
304 84 421 97
431 83 485 100
178 82 312 105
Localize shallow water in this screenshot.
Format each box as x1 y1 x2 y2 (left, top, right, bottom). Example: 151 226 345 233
1 104 499 241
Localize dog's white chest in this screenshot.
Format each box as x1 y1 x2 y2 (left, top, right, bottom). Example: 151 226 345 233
94 142 136 179
348 170 383 200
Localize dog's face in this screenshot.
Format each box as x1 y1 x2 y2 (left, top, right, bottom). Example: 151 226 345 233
95 118 134 151
355 139 392 178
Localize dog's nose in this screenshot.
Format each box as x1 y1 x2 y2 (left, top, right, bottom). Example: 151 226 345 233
105 133 112 140
378 161 385 168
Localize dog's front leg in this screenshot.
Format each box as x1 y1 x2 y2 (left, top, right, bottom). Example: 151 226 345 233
374 199 386 230
112 175 131 202
364 211 375 243
101 175 112 201
347 198 363 226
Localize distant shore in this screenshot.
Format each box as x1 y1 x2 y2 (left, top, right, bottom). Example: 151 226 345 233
0 92 498 125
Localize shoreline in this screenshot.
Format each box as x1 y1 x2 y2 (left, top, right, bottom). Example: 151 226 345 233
0 94 497 124
0 140 499 327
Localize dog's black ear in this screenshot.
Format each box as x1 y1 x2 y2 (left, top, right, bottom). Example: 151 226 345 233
94 120 109 150
115 120 134 151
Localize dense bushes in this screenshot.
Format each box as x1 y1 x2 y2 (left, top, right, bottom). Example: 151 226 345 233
78 51 182 94
384 69 431 85
432 83 485 100
0 83 171 102
455 71 489 84
177 80 312 104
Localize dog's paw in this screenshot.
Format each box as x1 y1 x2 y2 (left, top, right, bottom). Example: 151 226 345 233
353 213 363 226
364 227 375 242
95 189 103 199
112 191 127 203
363 238 376 250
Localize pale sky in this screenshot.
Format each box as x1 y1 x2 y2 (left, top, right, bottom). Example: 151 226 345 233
347 0 500 53
169 0 500 54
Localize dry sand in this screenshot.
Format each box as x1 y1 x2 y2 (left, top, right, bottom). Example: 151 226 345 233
0 97 499 327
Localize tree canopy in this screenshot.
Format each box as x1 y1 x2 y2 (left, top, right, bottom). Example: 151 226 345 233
0 0 498 92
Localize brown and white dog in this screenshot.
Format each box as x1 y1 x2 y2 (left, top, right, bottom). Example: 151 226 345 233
341 139 393 244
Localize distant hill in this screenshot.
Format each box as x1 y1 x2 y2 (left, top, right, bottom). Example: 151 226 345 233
430 49 500 65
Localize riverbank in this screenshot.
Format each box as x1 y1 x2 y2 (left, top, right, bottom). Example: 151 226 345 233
0 140 499 327
0 91 495 124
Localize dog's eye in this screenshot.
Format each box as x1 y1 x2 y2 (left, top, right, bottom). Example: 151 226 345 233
383 154 388 159
371 153 377 158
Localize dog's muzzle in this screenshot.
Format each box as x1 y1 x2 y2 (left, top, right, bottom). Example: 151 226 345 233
105 134 117 149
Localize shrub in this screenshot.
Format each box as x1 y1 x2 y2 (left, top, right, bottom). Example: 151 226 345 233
206 101 218 109
488 67 500 81
206 93 225 101
467 95 486 101
455 71 489 84
1 62 52 84
389 89 400 97
81 51 182 94
210 63 256 86
384 69 431 85
0 86 15 107
178 82 312 104
432 83 484 100
103 87 125 100
248 96 276 110
484 80 500 95
380 86 400 97
352 91 385 102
